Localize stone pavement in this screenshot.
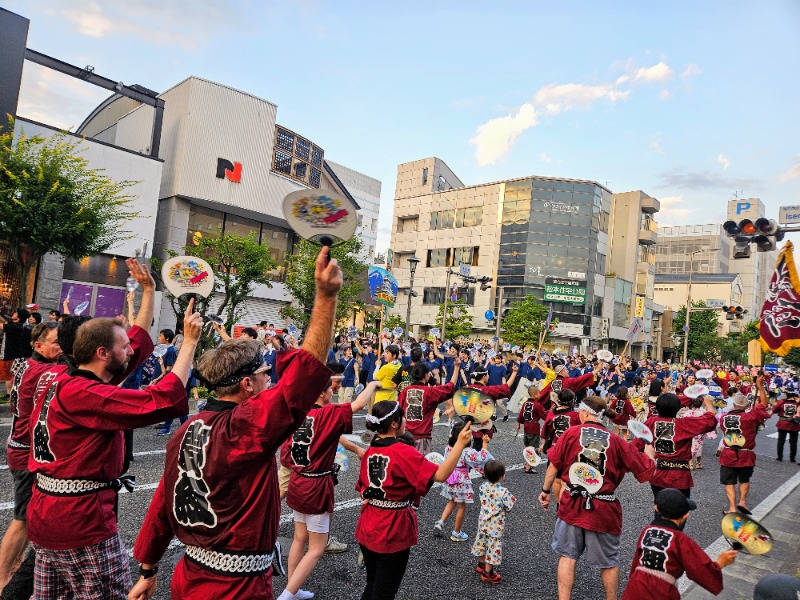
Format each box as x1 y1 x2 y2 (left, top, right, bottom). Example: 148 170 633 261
682 468 800 599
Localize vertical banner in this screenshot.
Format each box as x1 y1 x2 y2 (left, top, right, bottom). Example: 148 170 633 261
368 266 398 308
760 241 800 356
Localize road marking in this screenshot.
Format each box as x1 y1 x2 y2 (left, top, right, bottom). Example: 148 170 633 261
677 467 800 594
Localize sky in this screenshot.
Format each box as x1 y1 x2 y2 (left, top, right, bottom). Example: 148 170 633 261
7 1 800 253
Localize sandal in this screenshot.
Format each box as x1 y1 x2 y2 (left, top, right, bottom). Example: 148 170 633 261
736 505 752 516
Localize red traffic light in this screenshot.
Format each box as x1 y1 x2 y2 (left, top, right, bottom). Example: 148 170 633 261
739 219 756 236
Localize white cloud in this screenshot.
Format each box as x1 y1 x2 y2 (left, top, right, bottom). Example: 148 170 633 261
470 59 679 165
779 158 800 182
717 154 731 171
64 1 113 37
540 152 552 163
658 195 696 225
659 90 671 101
681 64 702 78
632 61 674 83
469 104 539 166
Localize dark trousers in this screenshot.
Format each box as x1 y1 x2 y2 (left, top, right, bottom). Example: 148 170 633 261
777 430 799 461
123 429 134 473
651 484 691 502
359 545 410 600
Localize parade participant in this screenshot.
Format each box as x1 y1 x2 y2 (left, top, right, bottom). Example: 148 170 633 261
0 308 32 397
621 488 737 600
516 383 546 473
719 375 769 515
609 386 636 440
539 395 656 600
465 364 518 449
538 360 601 410
393 346 423 396
646 379 664 417
773 389 799 462
278 375 377 600
677 397 716 470
541 390 581 453
355 403 473 600
639 393 717 500
24 259 195 600
339 344 358 403
434 421 493 542
373 344 402 405
130 247 341 600
471 460 515 584
397 359 459 455
0 321 62 593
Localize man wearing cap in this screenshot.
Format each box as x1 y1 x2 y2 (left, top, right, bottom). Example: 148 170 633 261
538 361 602 409
718 373 769 515
622 488 738 600
772 389 800 463
130 248 342 600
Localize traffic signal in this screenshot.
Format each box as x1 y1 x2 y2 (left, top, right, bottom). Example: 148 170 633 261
500 298 512 318
724 218 782 258
722 306 747 320
477 276 493 291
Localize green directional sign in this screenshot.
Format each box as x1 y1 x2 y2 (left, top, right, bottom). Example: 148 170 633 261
544 277 587 305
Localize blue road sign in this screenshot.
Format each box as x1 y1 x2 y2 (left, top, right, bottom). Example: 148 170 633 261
485 309 495 320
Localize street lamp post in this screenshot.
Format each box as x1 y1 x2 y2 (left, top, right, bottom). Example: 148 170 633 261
405 256 421 341
682 248 718 365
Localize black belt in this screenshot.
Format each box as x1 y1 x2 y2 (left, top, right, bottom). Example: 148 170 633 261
35 473 135 496
656 459 690 471
296 463 340 485
567 485 616 510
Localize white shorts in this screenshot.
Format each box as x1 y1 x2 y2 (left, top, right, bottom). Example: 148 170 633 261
292 510 331 534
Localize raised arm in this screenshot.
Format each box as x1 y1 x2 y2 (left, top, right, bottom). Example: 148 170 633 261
126 258 156 332
301 248 343 364
351 380 381 413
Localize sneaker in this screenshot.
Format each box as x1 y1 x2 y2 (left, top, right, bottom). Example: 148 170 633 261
324 535 348 554
433 520 444 537
295 590 315 600
475 563 486 575
481 570 501 584
450 531 468 542
502 415 509 422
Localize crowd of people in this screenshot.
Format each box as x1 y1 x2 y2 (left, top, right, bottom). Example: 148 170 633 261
0 249 798 599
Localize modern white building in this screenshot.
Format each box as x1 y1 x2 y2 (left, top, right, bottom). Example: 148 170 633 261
327 160 381 261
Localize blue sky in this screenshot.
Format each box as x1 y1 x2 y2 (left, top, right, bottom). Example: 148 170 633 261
8 1 800 252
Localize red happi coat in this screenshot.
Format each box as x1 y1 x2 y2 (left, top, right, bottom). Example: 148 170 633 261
133 349 331 600
517 398 547 435
538 372 596 406
7 353 64 471
355 437 439 554
622 519 723 600
610 395 636 427
718 404 769 468
285 402 353 515
547 422 655 535
542 407 580 450
398 382 455 440
640 413 717 489
26 326 187 551
774 400 800 432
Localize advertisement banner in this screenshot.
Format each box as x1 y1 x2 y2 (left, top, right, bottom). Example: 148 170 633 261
627 316 644 342
544 277 586 305
634 296 645 317
368 266 398 308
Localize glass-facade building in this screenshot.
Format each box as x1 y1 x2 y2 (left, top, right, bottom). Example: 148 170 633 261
497 178 611 337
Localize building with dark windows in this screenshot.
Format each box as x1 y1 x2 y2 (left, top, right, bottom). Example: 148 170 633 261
389 157 662 355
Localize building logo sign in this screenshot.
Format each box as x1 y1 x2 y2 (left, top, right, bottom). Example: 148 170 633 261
544 277 586 305
735 201 751 215
216 158 242 183
543 201 579 214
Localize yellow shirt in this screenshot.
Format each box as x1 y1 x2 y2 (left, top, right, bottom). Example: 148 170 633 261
374 360 401 402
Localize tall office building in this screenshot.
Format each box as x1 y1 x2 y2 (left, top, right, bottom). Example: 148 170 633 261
656 225 731 275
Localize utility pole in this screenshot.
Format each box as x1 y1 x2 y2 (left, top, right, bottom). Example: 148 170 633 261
494 286 504 351
440 268 452 342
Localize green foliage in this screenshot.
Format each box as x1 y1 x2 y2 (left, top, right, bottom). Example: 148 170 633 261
501 295 557 349
782 347 800 368
0 118 139 303
673 300 722 361
281 237 368 329
152 230 277 351
383 314 405 334
719 319 762 365
436 299 473 341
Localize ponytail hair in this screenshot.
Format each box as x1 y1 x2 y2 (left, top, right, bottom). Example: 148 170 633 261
448 418 468 448
365 401 403 434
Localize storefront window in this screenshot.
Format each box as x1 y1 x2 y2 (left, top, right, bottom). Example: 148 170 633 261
224 214 260 241
186 206 223 247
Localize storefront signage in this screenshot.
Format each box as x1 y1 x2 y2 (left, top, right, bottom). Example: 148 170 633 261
544 277 586 305
543 201 579 214
216 157 242 183
634 296 645 317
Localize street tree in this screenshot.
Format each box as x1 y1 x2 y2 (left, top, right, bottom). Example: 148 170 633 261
501 295 557 349
719 320 761 365
436 299 473 341
152 230 277 349
383 314 405 335
673 300 722 361
282 237 368 330
0 120 139 304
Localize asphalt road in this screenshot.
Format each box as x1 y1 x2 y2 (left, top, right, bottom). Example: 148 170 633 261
0 410 797 600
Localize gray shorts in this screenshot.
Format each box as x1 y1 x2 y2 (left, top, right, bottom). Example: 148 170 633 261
414 437 432 456
551 517 620 568
523 433 541 449
11 468 34 521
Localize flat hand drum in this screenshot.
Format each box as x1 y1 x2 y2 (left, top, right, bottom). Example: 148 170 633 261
452 387 495 423
721 512 773 555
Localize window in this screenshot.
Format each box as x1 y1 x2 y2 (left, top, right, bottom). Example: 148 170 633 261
224 214 260 240
430 210 454 230
422 167 428 185
272 126 324 188
454 246 479 266
397 216 419 233
427 248 450 267
422 287 475 305
186 206 223 247
455 206 483 228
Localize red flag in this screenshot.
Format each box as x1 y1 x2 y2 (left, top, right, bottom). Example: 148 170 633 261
760 241 800 356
